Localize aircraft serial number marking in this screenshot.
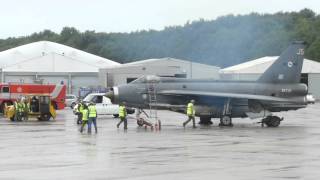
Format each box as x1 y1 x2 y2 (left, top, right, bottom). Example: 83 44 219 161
281 88 292 93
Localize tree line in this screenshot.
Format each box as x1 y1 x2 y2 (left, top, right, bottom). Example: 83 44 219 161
0 8 319 67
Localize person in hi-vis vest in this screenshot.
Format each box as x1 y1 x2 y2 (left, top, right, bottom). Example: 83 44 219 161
117 102 128 130
88 102 98 133
80 104 89 133
183 99 196 128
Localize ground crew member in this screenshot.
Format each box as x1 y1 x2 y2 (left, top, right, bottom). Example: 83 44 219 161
15 99 24 121
88 102 98 133
117 102 128 129
183 99 196 128
23 97 30 121
76 100 84 124
13 100 19 121
31 96 39 112
80 104 89 133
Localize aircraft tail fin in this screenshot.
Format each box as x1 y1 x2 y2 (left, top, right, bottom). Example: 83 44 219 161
258 41 305 84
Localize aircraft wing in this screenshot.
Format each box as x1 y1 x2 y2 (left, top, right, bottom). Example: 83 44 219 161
158 90 296 102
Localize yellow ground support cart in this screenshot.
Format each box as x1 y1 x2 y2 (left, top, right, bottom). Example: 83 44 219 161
5 94 56 121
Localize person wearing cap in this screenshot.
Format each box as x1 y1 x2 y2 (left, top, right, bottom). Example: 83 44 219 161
80 104 89 133
117 102 128 129
183 99 196 128
88 102 98 133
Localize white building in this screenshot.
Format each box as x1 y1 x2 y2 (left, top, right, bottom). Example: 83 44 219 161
220 56 320 98
0 41 120 94
99 58 220 87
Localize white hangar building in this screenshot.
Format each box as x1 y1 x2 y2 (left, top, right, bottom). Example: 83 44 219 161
0 41 120 94
220 56 320 98
1 41 220 95
99 58 220 87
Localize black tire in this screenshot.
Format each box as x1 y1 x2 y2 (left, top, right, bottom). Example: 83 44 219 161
219 115 233 126
113 114 119 118
40 113 51 121
137 119 144 127
265 116 281 127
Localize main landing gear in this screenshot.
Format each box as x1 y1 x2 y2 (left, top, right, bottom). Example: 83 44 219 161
219 115 233 127
261 116 283 127
199 99 233 127
219 98 233 127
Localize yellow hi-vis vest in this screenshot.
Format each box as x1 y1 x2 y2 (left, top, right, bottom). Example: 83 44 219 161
82 109 89 121
17 102 25 113
187 102 195 116
88 105 97 118
24 103 30 112
78 103 84 113
119 105 127 118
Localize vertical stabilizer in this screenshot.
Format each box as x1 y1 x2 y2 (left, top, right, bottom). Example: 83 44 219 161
258 41 305 84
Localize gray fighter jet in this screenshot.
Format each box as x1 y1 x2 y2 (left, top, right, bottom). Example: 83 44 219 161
107 41 309 127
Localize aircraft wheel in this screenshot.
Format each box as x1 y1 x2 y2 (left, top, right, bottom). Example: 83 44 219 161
137 118 144 127
219 115 233 126
265 116 281 127
199 116 213 125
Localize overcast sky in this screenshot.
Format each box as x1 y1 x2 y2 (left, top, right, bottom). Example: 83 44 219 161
0 0 319 38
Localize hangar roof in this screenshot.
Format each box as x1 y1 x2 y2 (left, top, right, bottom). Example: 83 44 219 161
123 57 220 70
0 41 120 72
125 57 186 66
221 56 320 74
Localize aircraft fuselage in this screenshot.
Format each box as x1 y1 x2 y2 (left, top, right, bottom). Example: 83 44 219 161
111 78 308 118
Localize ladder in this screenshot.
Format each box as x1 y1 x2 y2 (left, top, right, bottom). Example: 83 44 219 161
147 81 158 121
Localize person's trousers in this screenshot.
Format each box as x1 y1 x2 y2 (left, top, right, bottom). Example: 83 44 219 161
15 112 23 121
88 117 97 133
24 111 29 121
117 117 127 129
80 120 88 133
184 115 196 127
77 113 83 124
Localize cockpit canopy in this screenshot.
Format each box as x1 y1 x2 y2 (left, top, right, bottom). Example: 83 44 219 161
131 75 161 84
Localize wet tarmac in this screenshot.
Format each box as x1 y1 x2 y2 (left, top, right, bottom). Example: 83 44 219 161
0 104 320 180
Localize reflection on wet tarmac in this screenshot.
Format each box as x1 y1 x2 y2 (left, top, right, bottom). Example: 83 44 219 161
0 104 319 179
